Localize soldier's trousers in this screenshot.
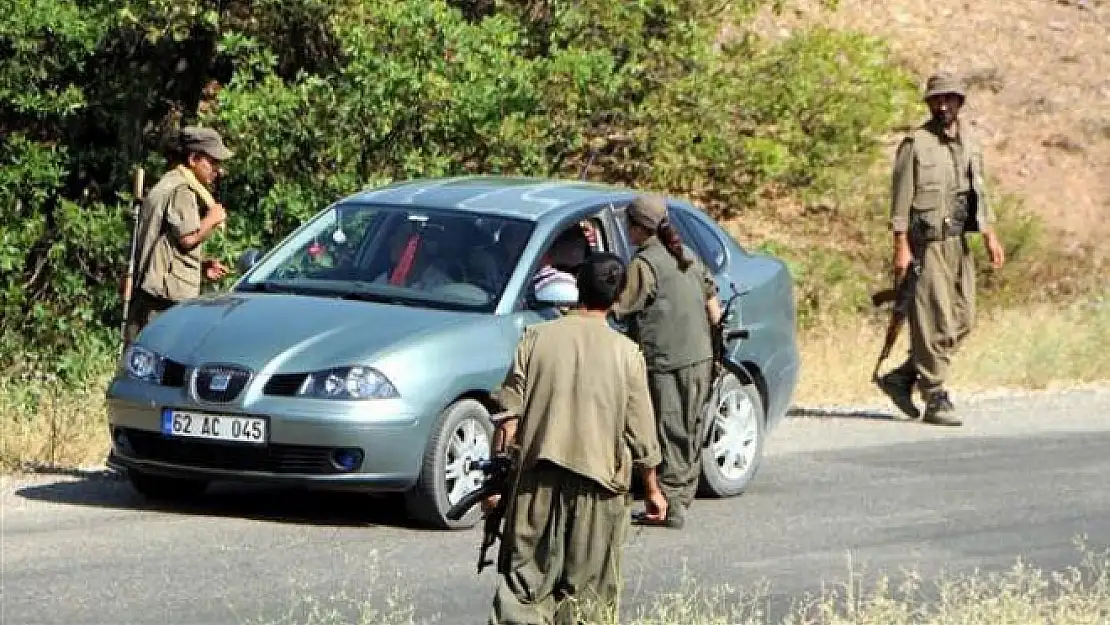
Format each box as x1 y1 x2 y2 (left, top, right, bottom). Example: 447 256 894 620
900 235 977 396
124 288 177 346
648 359 714 511
489 461 630 625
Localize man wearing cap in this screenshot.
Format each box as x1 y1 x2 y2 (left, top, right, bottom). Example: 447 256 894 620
610 193 721 529
878 72 1006 426
123 126 233 345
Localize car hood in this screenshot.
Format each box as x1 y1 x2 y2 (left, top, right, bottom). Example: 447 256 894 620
140 292 484 373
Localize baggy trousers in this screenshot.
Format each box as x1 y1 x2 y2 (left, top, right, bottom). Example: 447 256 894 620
899 235 977 397
489 461 630 625
124 288 176 345
648 358 714 511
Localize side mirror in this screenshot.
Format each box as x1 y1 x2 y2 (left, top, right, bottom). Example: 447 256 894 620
533 280 578 309
237 249 262 274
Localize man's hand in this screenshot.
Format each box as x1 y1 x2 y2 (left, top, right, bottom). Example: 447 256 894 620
893 233 913 281
203 259 230 281
984 231 1005 269
642 485 668 523
206 202 228 228
481 494 501 515
580 220 598 248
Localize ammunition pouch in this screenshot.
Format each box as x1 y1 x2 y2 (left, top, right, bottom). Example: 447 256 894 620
911 193 969 241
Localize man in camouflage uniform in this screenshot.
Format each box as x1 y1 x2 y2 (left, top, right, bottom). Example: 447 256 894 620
878 73 1006 426
124 126 233 346
486 253 667 625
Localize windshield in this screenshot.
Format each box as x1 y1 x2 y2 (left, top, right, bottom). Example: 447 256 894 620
237 202 536 312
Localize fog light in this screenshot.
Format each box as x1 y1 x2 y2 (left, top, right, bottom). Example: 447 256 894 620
330 448 364 472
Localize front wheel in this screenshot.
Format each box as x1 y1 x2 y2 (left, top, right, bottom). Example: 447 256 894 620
405 399 494 529
699 374 765 498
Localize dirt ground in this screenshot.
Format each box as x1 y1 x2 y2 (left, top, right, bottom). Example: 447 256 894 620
745 0 1110 253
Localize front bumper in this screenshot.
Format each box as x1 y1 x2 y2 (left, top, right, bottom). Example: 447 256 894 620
106 375 428 493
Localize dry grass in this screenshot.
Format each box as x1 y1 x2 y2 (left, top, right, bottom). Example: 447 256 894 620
248 542 1110 624
795 298 1110 406
0 371 112 472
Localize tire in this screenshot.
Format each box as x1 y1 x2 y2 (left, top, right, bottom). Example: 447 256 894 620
405 398 494 530
127 469 210 501
698 373 766 498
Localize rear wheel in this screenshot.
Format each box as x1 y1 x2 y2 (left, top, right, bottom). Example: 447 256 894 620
127 469 210 501
699 373 765 498
405 399 493 529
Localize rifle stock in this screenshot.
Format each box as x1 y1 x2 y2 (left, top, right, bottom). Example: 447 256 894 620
120 167 145 347
454 455 513 574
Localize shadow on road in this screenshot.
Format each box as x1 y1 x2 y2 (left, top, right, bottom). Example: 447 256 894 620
14 473 438 531
787 406 905 421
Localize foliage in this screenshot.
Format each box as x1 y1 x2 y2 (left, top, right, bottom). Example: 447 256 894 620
2 0 916 382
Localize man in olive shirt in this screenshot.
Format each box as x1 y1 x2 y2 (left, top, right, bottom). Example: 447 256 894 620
124 126 233 345
486 253 667 625
879 73 1005 426
610 194 721 529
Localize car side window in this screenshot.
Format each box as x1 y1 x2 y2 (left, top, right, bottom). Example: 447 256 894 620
670 207 727 273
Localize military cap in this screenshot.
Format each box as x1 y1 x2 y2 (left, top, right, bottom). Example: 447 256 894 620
627 193 668 230
922 72 966 102
180 126 234 161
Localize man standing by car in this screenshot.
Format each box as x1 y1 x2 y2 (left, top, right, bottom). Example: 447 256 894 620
610 193 721 530
486 253 667 625
124 126 233 346
878 72 1005 426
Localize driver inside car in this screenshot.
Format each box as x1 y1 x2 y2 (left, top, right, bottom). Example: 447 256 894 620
372 221 452 290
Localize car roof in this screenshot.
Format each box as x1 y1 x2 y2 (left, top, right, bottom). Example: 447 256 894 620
339 175 638 221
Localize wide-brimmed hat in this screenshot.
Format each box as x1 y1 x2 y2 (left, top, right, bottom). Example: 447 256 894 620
180 126 234 161
627 193 668 230
922 72 966 102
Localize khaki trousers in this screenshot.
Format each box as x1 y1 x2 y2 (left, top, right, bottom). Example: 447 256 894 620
124 288 177 346
648 359 714 511
489 462 630 625
904 235 977 396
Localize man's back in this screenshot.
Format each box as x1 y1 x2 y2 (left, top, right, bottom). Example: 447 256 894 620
495 312 659 495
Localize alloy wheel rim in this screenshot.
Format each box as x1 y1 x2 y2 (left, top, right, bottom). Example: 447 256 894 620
708 386 758 481
444 417 491 506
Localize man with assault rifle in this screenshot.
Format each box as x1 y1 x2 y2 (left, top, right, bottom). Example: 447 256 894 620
474 252 666 625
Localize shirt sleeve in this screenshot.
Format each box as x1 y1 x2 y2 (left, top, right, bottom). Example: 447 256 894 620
611 256 656 317
492 328 532 416
890 137 915 233
972 147 993 229
165 187 203 245
623 349 662 469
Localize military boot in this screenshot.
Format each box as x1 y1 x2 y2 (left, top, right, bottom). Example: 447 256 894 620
877 365 920 419
922 390 962 426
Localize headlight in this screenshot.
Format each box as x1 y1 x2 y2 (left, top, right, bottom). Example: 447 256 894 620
122 345 165 383
296 366 399 400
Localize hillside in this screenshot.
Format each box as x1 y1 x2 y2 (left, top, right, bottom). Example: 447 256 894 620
747 0 1110 257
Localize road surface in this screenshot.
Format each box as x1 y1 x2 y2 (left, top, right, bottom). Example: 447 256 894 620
4 386 1110 624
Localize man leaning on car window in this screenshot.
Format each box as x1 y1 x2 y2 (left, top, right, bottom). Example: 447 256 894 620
124 126 234 347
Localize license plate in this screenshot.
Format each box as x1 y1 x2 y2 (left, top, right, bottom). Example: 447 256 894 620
161 409 267 444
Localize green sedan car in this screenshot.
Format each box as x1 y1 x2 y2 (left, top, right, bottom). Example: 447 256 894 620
107 176 800 529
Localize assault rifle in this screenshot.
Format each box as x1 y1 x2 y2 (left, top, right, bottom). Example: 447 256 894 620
120 167 145 348
711 281 752 378
870 259 921 382
446 453 514 574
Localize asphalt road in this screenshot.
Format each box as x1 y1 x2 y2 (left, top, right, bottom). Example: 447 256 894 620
4 386 1110 625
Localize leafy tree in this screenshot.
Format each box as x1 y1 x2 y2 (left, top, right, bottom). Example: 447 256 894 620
1 0 913 381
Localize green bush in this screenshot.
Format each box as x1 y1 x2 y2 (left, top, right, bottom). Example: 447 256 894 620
1 0 918 382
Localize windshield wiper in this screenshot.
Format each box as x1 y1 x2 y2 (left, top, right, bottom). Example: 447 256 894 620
237 280 298 294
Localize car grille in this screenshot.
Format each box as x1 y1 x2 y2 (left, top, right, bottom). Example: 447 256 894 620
193 365 252 402
117 428 345 474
